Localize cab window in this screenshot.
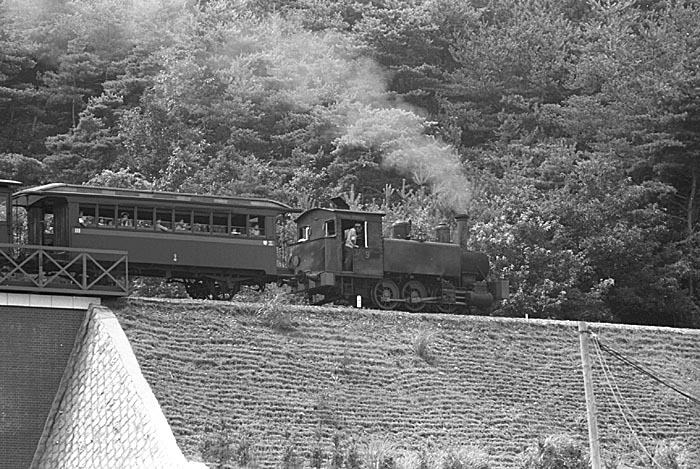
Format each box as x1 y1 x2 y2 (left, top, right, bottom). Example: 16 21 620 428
324 220 336 237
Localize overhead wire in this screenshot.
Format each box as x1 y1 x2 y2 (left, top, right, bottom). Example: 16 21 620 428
591 333 662 468
589 332 700 467
594 337 700 408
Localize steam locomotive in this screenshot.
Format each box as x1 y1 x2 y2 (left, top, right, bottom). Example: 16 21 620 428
0 180 507 311
289 207 507 311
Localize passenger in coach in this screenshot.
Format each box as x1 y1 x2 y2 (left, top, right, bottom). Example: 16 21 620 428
156 219 170 232
119 212 132 227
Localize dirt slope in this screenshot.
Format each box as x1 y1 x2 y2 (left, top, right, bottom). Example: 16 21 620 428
110 299 700 468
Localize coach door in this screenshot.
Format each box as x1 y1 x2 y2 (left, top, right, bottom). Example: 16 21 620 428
0 186 12 243
0 180 20 243
27 198 69 247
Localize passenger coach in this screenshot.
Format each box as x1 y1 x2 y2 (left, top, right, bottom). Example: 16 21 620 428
13 184 298 299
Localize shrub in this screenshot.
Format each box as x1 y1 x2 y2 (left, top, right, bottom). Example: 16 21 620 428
362 437 398 469
331 433 345 469
606 438 691 469
441 447 491 469
412 330 437 364
280 443 303 469
651 440 689 469
346 440 363 469
200 421 258 469
396 447 491 469
517 434 588 469
255 289 297 332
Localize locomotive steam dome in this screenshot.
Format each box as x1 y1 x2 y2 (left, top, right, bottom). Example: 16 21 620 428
435 223 451 243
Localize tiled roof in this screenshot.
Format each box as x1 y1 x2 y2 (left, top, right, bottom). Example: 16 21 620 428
31 305 207 469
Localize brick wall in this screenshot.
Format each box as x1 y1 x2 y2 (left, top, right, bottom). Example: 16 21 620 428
0 307 85 469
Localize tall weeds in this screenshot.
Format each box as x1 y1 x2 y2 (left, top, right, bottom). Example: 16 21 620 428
412 330 437 364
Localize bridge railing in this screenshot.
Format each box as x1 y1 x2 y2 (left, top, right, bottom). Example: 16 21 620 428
0 243 129 297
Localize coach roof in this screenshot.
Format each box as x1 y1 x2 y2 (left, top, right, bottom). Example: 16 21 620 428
14 183 300 212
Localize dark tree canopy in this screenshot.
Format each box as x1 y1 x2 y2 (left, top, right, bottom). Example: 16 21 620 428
2 0 700 326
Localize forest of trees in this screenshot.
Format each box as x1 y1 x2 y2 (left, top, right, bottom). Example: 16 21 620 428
2 0 700 327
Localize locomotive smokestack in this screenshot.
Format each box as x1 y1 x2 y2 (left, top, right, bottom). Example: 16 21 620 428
455 214 470 249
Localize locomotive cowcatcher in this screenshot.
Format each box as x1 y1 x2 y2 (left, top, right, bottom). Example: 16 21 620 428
289 207 508 312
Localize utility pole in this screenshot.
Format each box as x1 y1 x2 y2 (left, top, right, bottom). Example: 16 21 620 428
578 321 602 469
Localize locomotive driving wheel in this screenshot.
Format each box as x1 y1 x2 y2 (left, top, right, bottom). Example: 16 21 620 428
402 280 427 312
371 279 400 310
431 282 457 313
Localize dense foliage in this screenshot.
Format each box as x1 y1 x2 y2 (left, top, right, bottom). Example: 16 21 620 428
3 0 700 326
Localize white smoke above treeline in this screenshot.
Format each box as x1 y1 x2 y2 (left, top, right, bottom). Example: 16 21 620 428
207 14 474 211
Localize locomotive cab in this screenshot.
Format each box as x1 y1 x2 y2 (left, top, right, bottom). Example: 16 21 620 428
291 208 384 280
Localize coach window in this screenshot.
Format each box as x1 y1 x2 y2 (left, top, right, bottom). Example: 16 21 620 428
324 220 336 237
44 213 54 235
212 212 228 234
78 204 96 226
248 216 264 236
118 207 134 228
97 205 116 227
174 211 191 231
156 209 172 232
136 207 154 230
193 211 210 233
231 213 246 235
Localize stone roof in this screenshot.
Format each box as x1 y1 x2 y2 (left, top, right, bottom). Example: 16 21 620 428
30 305 207 469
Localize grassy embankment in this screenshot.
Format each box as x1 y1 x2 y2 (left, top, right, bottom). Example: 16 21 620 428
110 298 700 468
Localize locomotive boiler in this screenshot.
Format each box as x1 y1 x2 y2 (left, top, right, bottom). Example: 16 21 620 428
289 207 508 312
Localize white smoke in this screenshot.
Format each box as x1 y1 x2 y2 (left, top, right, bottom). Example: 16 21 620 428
334 105 473 212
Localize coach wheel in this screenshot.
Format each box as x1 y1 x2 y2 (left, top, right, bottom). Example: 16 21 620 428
371 279 399 310
211 281 240 301
200 279 236 301
402 280 427 312
185 279 208 299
